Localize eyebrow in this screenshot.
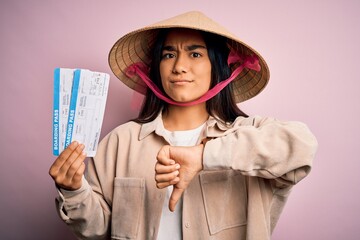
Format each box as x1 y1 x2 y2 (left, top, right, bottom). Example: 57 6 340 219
162 44 207 51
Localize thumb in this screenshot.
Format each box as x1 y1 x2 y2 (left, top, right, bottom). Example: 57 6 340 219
157 145 175 165
169 187 185 212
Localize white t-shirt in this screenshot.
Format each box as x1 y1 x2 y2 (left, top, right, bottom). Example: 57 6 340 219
157 123 205 240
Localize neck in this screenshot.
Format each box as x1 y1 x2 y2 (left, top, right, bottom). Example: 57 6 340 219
162 103 209 131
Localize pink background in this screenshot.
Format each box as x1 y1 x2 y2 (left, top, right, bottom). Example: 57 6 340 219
1 0 359 239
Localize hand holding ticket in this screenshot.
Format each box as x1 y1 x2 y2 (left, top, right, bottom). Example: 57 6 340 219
53 68 110 157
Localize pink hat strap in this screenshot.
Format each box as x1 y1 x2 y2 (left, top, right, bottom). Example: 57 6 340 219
125 50 261 107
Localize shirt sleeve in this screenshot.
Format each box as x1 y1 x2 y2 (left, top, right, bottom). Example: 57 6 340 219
54 131 118 239
58 176 88 198
203 116 318 187
55 176 91 221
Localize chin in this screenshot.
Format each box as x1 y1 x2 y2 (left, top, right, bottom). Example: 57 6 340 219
168 92 204 103
173 96 194 103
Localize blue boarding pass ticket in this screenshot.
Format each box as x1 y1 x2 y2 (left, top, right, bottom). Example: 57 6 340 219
53 68 74 156
53 68 110 157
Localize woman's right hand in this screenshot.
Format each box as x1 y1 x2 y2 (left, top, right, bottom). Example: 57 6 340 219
49 141 87 191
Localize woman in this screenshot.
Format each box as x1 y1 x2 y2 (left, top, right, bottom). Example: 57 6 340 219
49 11 318 240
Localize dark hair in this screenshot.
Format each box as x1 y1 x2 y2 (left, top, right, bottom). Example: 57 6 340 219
134 28 248 124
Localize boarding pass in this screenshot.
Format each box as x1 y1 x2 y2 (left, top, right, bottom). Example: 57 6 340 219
53 68 110 157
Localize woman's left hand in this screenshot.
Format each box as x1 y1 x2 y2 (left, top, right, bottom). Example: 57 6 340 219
155 144 204 212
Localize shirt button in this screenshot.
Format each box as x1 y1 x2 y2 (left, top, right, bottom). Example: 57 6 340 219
185 222 190 228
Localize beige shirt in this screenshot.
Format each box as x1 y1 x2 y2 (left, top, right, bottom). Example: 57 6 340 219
55 114 318 240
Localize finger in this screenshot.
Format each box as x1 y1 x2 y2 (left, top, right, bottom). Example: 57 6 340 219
157 146 176 165
52 144 84 186
169 187 185 212
155 170 179 183
169 177 180 185
57 153 86 191
156 182 171 189
72 162 86 186
49 141 80 176
155 162 180 174
156 177 180 189
57 144 85 176
65 151 87 180
61 160 86 191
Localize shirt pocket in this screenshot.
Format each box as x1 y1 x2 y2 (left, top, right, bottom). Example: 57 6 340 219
111 177 145 240
199 170 247 235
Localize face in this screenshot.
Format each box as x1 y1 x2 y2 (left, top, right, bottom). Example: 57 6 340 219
159 29 212 103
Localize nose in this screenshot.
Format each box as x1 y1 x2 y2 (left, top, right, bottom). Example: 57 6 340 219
172 54 188 74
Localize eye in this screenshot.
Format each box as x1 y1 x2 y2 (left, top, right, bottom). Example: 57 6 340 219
162 53 175 59
191 52 202 58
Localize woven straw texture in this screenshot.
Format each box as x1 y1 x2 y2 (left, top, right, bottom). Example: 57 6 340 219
108 11 270 103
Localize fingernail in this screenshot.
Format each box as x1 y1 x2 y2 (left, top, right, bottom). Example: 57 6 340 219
169 160 175 165
175 164 180 169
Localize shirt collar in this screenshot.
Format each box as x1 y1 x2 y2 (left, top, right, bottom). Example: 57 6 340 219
139 112 164 140
138 112 241 140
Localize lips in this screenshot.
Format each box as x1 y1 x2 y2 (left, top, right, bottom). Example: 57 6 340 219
170 79 193 84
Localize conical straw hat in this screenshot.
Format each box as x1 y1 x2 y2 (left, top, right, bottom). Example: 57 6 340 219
108 11 270 103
